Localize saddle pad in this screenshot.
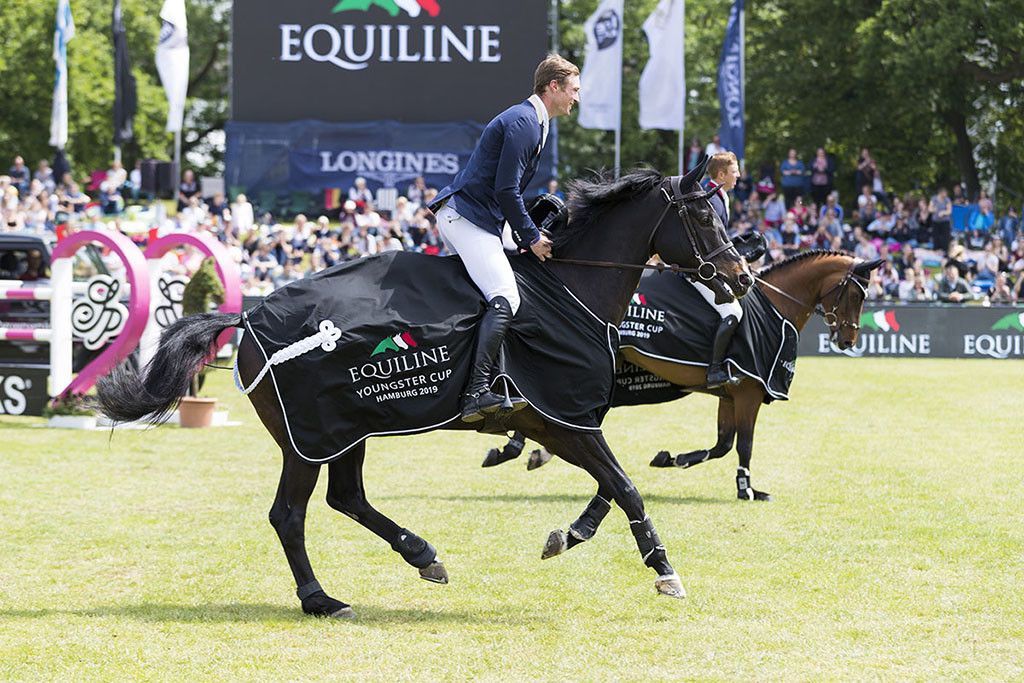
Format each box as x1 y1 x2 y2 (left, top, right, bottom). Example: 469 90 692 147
240 251 618 462
615 273 799 405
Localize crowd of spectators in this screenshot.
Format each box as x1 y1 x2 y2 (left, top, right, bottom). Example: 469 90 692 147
3 149 1024 303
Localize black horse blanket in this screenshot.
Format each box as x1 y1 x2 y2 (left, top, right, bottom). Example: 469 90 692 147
614 273 799 406
240 251 618 463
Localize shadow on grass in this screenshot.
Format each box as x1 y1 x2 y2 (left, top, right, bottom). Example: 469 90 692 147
381 492 730 506
0 602 549 625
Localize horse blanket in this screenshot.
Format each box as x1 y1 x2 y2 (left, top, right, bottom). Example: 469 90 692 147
614 273 799 406
240 251 618 463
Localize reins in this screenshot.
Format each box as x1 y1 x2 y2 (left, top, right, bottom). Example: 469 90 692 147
754 260 868 338
546 176 732 282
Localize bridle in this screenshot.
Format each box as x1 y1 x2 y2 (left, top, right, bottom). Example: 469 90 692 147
755 261 869 341
547 176 735 282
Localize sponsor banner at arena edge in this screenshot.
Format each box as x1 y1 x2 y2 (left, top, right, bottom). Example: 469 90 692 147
799 305 1024 359
0 366 50 417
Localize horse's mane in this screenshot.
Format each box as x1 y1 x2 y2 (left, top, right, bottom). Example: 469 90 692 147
555 168 664 252
757 249 853 279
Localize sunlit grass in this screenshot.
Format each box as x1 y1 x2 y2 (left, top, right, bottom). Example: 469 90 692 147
0 358 1021 680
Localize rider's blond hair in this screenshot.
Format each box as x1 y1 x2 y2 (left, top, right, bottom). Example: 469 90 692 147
707 152 738 181
533 54 580 96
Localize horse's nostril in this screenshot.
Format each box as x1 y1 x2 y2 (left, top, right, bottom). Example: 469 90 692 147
738 273 753 288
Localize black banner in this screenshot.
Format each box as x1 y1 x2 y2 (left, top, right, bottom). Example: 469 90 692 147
231 0 551 124
798 304 1024 359
0 365 50 417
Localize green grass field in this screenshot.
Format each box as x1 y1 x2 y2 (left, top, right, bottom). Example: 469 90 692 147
1 358 1021 680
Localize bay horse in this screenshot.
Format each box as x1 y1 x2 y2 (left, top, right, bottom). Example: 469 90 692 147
484 252 882 528
96 163 753 618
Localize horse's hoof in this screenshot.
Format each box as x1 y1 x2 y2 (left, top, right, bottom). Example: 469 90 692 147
481 448 502 468
302 592 355 619
753 489 772 502
541 529 567 559
527 448 552 470
419 561 449 584
650 450 674 468
654 573 686 599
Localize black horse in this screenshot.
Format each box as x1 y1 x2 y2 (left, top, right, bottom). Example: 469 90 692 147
485 252 883 508
96 162 752 618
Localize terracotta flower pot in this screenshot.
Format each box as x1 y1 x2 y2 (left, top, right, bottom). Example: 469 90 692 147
178 397 218 428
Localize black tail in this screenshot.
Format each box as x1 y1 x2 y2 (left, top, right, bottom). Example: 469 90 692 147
96 312 242 425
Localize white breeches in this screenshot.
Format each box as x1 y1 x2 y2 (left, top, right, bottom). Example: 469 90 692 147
436 204 521 314
689 278 743 320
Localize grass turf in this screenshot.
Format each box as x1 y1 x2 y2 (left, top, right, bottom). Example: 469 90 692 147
0 357 1021 680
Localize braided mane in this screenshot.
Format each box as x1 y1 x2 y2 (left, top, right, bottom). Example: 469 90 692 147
757 249 853 279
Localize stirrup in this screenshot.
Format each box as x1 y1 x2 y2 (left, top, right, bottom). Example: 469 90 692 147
497 377 527 415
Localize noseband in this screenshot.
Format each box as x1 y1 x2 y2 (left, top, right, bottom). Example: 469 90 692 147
546 176 734 280
755 261 869 341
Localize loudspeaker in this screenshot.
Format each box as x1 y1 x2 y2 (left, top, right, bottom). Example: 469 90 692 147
140 159 159 193
156 161 175 197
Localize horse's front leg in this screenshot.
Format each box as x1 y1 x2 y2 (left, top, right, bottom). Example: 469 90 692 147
734 388 770 501
541 485 614 559
537 429 684 598
651 398 736 468
481 430 527 468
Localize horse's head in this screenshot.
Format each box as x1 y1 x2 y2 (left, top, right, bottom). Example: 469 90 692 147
821 257 883 350
652 155 752 304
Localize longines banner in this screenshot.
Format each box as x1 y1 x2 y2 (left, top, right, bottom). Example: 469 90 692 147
798 304 1024 359
231 0 551 124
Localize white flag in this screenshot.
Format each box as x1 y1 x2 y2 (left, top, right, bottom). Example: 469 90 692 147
156 0 189 133
639 0 685 131
49 0 76 149
578 0 624 131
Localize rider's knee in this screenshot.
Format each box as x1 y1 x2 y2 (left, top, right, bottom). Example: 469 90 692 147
489 289 520 316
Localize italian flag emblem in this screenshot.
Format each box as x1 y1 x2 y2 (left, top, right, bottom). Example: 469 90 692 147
332 0 441 18
631 293 648 306
992 312 1024 332
860 310 900 332
371 331 418 356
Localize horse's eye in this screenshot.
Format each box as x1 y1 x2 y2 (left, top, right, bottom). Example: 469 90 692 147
701 212 712 225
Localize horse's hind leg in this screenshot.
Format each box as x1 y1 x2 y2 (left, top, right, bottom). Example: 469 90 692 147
541 483 614 559
651 398 736 468
326 444 448 584
269 451 353 618
481 430 527 468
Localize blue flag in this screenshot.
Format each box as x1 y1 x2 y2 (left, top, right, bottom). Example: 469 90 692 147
716 0 744 160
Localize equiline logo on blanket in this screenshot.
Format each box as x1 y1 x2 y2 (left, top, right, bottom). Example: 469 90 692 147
818 308 931 357
371 331 418 356
333 0 441 17
347 332 454 403
962 312 1024 359
621 293 667 341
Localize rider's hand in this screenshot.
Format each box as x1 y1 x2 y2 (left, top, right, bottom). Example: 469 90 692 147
530 234 553 262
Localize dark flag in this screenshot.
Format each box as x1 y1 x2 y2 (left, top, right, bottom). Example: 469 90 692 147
716 0 744 160
112 0 137 145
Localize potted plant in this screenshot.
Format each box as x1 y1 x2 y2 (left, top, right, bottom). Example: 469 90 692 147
44 392 98 430
177 257 225 428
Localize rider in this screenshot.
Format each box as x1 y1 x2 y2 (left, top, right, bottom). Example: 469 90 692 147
430 54 581 423
685 151 746 388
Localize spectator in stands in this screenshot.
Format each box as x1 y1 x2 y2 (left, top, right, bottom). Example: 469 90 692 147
853 227 879 260
878 259 901 297
178 169 199 211
763 192 786 228
780 213 801 256
866 210 894 238
348 177 373 207
818 191 844 224
997 207 1018 244
338 200 358 231
857 185 878 225
406 176 427 207
9 156 30 195
207 192 227 220
951 184 968 206
352 224 377 256
34 160 55 193
231 193 254 233
734 166 752 203
855 148 876 197
789 195 810 228
315 214 331 238
908 198 931 245
273 258 303 289
98 181 123 215
936 262 971 302
545 178 565 200
992 235 1009 270
890 214 913 243
865 270 885 300
106 160 127 190
929 187 952 253
126 160 143 200
62 182 89 214
756 161 776 196
685 138 703 173
354 203 381 232
819 208 844 241
779 149 805 208
809 148 833 206
976 241 1000 280
988 272 1014 303
898 268 934 301
705 134 726 157
969 202 995 232
893 242 917 278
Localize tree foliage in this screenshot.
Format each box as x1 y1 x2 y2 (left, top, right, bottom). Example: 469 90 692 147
0 0 228 180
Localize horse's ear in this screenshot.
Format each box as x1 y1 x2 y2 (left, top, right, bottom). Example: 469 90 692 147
679 153 709 191
854 257 884 276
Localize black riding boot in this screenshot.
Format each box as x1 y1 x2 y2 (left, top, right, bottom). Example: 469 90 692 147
706 315 741 389
461 297 527 423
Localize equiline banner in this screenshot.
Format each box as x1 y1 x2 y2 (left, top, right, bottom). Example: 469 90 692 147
239 251 617 462
615 273 799 405
799 304 1024 359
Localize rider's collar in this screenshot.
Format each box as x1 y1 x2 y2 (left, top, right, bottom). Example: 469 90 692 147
527 94 549 146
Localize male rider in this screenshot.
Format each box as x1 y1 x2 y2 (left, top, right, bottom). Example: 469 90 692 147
430 54 581 422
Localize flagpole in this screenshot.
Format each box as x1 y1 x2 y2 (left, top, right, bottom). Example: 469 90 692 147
678 0 686 174
173 131 182 190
